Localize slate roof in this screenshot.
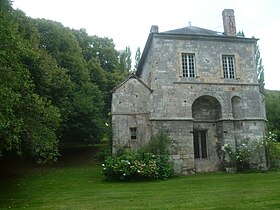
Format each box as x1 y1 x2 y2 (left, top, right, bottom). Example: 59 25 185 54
136 25 257 77
163 26 224 37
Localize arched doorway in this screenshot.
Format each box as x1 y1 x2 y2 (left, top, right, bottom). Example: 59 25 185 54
192 95 222 172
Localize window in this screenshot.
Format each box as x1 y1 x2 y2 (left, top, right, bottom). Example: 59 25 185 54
130 127 137 140
222 55 235 79
182 53 195 77
193 130 207 159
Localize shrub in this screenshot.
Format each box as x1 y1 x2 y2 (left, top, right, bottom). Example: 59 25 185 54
142 133 174 155
102 152 173 181
222 140 265 172
102 133 174 181
102 153 173 181
222 132 280 172
266 132 280 169
95 148 111 161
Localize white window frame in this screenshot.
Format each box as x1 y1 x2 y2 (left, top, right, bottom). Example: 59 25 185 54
181 53 196 78
222 55 235 79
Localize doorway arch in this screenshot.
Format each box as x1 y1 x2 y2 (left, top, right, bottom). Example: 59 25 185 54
191 95 222 171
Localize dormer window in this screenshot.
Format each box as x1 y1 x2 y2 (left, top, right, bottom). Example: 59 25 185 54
222 55 235 79
182 53 195 77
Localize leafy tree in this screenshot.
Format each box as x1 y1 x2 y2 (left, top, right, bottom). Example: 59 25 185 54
34 19 105 143
0 0 60 162
72 29 119 72
255 43 265 93
72 28 130 124
119 46 132 72
265 90 280 141
134 47 142 71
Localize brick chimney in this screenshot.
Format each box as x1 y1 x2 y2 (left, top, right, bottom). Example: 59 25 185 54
150 25 159 33
222 9 236 36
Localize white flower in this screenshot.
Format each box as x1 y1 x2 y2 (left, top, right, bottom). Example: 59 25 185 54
102 164 105 166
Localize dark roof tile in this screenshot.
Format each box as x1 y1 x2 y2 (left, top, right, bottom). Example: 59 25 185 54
163 26 224 36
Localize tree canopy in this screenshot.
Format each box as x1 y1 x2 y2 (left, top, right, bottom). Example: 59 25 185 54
0 0 131 162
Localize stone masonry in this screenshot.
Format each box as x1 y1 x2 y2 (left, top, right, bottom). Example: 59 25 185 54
111 9 267 174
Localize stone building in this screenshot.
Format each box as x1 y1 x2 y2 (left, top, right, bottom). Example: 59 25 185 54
111 9 267 174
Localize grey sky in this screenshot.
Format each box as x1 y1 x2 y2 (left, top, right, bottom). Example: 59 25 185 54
13 0 280 90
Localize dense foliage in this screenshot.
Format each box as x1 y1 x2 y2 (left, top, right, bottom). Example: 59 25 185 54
265 90 280 141
102 152 173 181
102 133 174 181
0 0 131 163
222 132 280 171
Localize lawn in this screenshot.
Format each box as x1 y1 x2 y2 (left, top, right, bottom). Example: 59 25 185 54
1 144 280 210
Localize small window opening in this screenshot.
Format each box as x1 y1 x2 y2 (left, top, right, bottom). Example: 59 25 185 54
130 127 137 140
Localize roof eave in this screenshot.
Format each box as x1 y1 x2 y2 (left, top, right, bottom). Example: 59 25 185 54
136 32 154 77
156 32 259 43
111 75 153 93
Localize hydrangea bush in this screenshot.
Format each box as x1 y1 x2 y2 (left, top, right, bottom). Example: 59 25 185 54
102 133 174 181
102 152 173 181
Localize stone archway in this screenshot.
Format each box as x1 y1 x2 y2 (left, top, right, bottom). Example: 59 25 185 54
192 95 222 172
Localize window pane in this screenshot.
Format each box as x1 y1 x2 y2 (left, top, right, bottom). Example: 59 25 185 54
222 55 235 79
193 131 200 158
193 130 207 159
201 131 207 158
130 127 137 140
182 53 195 78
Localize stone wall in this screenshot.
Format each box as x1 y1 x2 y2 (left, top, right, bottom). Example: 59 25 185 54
112 30 267 174
111 77 152 152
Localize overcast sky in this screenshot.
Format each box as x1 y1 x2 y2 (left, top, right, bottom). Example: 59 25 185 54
12 0 280 90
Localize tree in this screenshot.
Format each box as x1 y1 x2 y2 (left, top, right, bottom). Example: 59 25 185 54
0 0 60 162
237 30 245 37
255 43 265 93
72 28 130 127
265 90 280 141
119 46 132 72
134 47 142 72
34 19 106 143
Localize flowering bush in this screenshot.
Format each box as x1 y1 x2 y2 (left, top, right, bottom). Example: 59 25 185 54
222 140 265 172
102 152 173 181
265 132 280 169
222 132 280 172
102 133 174 181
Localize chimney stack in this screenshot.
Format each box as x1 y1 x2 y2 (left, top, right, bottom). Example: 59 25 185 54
222 9 236 36
150 25 159 33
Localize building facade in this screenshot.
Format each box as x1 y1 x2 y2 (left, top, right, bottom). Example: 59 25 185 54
111 9 267 174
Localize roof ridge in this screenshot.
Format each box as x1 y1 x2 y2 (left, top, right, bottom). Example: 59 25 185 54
162 25 223 36
111 74 153 93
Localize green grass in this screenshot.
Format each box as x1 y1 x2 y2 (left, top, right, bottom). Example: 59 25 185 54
1 146 280 209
